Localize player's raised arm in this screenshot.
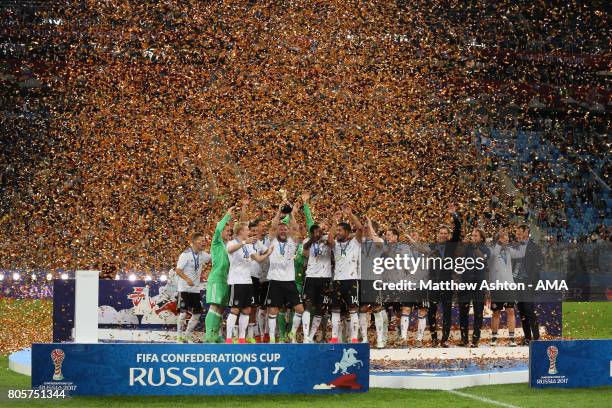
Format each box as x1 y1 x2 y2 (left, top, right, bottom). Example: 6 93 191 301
343 205 363 242
365 216 384 245
268 203 283 237
212 206 234 247
406 229 432 255
448 203 461 242
301 192 315 232
327 211 341 246
288 200 301 241
239 197 250 222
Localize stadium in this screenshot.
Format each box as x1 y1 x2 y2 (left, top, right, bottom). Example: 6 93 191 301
0 0 610 407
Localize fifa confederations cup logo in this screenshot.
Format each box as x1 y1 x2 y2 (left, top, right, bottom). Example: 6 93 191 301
51 348 65 381
546 345 559 375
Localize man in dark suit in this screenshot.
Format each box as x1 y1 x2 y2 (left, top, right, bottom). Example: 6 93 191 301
458 228 490 348
428 204 461 348
514 224 543 345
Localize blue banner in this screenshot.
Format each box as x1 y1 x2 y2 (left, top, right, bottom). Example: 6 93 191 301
32 343 370 396
53 279 193 342
529 339 612 388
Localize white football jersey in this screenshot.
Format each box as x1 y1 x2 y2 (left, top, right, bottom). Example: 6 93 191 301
249 240 269 279
267 237 298 281
227 240 258 285
333 237 361 280
176 248 211 293
257 236 271 282
304 237 332 278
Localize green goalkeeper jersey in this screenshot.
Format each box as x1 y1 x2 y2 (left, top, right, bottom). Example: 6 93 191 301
294 202 315 290
208 212 231 284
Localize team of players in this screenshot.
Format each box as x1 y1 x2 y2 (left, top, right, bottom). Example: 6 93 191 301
175 193 536 347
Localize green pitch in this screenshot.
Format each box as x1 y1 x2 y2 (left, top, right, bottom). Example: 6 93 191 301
1 302 610 408
561 301 612 339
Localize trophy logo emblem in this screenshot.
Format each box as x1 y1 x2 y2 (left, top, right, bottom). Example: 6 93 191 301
51 348 65 381
546 345 559 375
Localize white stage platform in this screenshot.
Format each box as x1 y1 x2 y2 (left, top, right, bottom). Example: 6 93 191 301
371 346 529 361
98 327 542 343
370 368 528 390
369 346 528 389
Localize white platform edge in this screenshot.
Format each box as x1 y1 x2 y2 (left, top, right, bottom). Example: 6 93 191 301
370 370 528 390
371 346 529 360
8 350 31 377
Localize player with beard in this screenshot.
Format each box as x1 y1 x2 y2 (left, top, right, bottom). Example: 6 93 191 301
252 202 305 343
276 193 314 341
204 207 235 343
330 206 364 344
175 232 211 342
302 212 337 343
360 217 385 348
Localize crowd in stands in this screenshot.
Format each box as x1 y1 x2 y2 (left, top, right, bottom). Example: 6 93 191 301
0 0 609 275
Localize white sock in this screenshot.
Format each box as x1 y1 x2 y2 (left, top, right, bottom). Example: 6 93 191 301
177 312 187 335
359 313 369 341
350 312 359 341
302 311 311 339
185 313 201 334
226 313 238 340
257 308 266 335
291 313 302 334
374 311 385 343
401 313 410 340
331 311 341 339
267 315 277 342
310 315 322 339
382 310 389 340
417 316 426 341
238 313 249 339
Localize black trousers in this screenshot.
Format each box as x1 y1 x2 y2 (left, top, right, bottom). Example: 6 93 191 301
459 301 484 343
428 301 452 341
517 302 540 340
